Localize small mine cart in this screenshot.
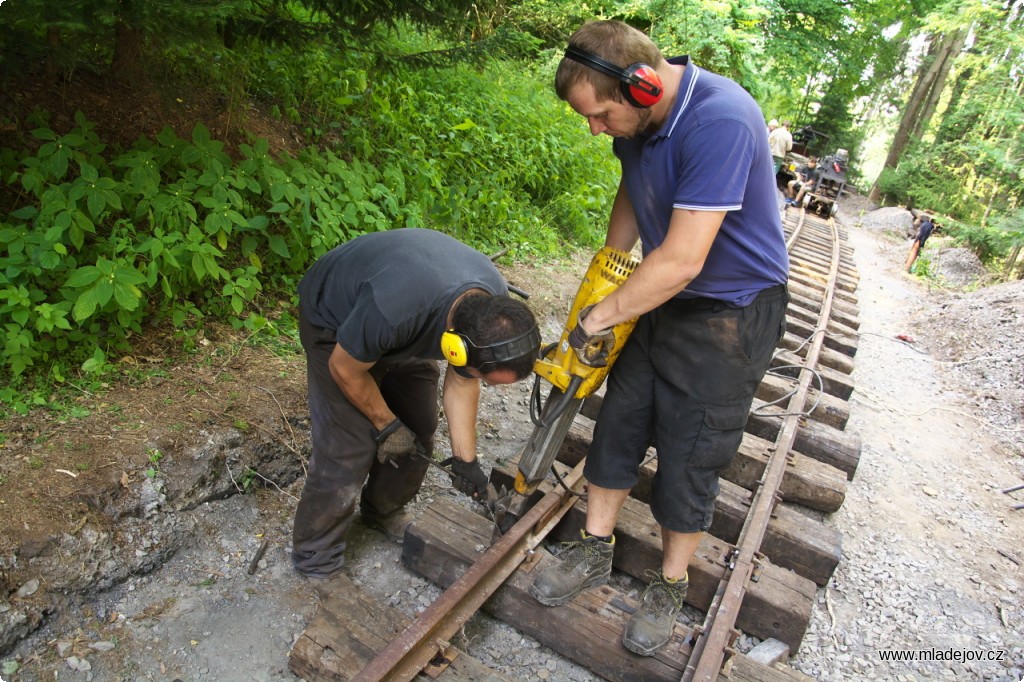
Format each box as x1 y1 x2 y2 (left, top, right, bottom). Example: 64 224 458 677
799 149 849 217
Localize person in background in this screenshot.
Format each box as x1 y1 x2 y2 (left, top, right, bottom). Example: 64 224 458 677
768 120 793 174
528 20 789 657
291 228 540 580
904 214 936 272
785 156 820 207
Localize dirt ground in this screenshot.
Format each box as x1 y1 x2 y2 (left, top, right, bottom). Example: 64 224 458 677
2 176 1024 681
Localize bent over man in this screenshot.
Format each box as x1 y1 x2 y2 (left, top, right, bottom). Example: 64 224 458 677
292 228 539 579
529 21 790 656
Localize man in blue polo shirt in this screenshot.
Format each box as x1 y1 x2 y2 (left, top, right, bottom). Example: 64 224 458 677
529 20 790 656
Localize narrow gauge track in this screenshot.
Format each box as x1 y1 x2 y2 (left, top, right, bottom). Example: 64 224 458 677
292 206 861 682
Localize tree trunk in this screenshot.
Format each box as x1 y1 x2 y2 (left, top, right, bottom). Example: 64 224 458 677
45 25 61 83
109 1 146 82
1006 245 1021 280
868 33 963 202
912 31 966 141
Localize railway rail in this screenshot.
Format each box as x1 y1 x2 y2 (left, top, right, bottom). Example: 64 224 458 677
291 205 861 682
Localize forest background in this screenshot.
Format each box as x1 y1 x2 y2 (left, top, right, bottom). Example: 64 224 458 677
0 0 1022 417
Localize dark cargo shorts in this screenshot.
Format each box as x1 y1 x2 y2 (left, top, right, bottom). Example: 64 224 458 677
585 284 788 533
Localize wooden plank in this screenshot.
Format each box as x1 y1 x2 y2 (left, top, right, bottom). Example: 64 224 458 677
788 262 859 299
712 480 840 586
788 280 860 325
723 432 848 513
784 315 858 358
726 655 819 682
289 574 512 682
745 407 862 480
548 495 816 652
790 246 860 287
404 499 817 681
771 350 854 401
786 299 860 342
404 499 694 681
578 396 853 504
756 373 850 431
780 331 855 375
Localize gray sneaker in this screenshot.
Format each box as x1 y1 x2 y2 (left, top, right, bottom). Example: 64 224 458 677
622 570 689 656
529 531 614 607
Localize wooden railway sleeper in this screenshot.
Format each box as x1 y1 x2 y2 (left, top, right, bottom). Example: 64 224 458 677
684 214 842 681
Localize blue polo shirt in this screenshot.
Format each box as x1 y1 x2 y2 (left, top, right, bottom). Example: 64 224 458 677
613 57 789 307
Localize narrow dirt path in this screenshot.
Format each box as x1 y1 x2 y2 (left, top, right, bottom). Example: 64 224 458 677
789 224 1024 681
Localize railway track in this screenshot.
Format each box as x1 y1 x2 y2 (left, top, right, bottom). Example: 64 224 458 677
291 206 861 682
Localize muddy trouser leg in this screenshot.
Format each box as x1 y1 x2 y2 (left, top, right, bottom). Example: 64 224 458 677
360 358 439 519
291 311 369 578
291 309 440 578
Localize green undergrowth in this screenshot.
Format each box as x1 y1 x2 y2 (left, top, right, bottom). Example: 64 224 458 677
0 41 617 417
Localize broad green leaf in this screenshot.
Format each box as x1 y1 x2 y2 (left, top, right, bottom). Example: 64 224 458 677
73 290 100 321
113 281 142 310
65 266 101 288
268 235 290 258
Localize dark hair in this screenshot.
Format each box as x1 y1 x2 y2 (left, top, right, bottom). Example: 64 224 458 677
555 20 663 104
452 294 538 380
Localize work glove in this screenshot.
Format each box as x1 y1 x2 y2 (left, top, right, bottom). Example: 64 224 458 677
567 304 616 367
441 457 489 500
373 418 421 464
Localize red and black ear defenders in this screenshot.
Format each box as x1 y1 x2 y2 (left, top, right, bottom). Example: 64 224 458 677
441 325 541 373
564 44 664 108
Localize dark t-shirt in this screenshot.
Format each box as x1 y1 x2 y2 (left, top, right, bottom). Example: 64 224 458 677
917 220 935 245
797 164 820 184
297 228 508 363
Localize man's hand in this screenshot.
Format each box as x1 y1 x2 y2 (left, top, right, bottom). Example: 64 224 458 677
567 304 616 367
441 457 489 499
374 419 420 464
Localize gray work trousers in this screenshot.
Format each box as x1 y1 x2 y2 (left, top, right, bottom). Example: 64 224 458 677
291 307 439 578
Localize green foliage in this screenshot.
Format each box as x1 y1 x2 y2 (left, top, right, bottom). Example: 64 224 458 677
284 0 501 36
908 251 933 277
992 208 1024 250
941 218 1012 264
872 167 908 206
0 22 617 407
1 114 389 389
145 447 163 478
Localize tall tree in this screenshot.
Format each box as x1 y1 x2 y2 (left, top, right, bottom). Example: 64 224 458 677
868 28 966 202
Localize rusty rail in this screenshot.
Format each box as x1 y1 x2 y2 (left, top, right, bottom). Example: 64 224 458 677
683 212 841 681
352 460 587 682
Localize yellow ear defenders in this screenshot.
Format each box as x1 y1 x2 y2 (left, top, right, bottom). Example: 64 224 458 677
441 330 472 367
441 325 542 371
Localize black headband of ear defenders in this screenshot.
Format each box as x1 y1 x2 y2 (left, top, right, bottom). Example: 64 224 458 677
461 324 541 373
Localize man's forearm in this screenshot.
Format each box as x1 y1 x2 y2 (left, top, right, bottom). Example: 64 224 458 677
328 344 394 430
442 368 480 462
